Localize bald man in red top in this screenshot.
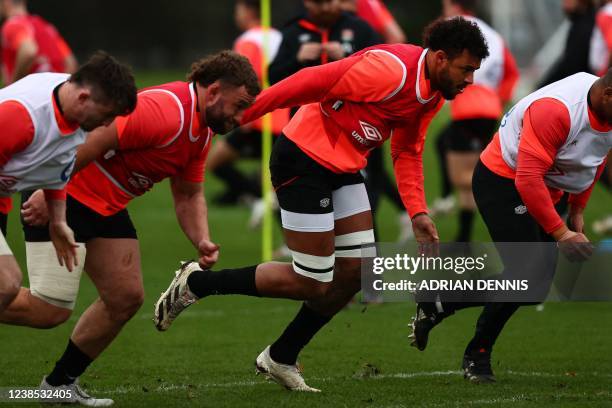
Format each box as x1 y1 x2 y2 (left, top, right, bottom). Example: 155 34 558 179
411 70 612 383
155 17 489 392
1 51 259 403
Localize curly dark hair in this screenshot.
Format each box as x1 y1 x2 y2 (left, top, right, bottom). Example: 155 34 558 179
70 51 137 116
423 17 489 60
188 50 261 97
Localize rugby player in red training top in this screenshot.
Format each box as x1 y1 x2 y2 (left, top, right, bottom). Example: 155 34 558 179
155 17 488 392
411 69 612 383
1 51 259 405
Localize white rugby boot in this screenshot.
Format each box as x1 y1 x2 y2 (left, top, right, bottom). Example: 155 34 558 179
39 376 114 406
154 261 201 331
255 346 320 392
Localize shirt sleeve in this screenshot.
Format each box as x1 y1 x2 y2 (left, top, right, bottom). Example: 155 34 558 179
390 98 444 218
1 19 34 52
0 100 35 168
55 33 73 59
242 49 405 124
514 98 571 234
498 44 519 104
597 11 612 51
178 139 211 183
115 92 183 150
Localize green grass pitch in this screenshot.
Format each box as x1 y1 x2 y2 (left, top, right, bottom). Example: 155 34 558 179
0 71 610 407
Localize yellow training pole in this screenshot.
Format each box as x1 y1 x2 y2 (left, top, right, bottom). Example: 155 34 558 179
260 0 273 261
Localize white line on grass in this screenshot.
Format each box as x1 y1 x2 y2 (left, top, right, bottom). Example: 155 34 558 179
87 369 611 396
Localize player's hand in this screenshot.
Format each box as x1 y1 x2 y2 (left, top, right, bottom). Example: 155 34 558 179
197 239 220 269
297 42 322 63
322 41 345 61
411 214 440 256
49 221 79 272
557 230 593 262
567 207 585 233
21 189 49 226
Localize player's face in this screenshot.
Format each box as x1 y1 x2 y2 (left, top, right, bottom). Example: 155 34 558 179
74 93 118 132
434 49 481 100
304 0 342 27
205 84 255 134
234 3 252 32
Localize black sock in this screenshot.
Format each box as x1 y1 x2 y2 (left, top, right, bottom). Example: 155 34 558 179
269 303 331 365
464 302 521 355
186 265 260 298
456 209 475 242
46 340 93 386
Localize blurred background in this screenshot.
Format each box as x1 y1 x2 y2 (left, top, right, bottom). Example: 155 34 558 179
26 0 566 91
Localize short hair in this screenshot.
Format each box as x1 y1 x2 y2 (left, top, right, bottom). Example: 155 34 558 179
449 0 478 12
236 0 260 10
423 16 489 60
188 50 261 97
70 51 137 116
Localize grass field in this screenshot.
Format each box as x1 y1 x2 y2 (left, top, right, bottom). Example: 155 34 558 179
0 72 611 407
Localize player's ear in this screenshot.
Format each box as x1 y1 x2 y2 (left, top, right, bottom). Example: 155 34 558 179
433 49 449 68
205 81 222 106
76 88 92 104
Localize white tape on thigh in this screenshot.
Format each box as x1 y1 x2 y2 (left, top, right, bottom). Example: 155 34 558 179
0 230 12 256
332 183 371 220
280 209 334 232
27 242 86 310
291 250 334 282
335 229 375 258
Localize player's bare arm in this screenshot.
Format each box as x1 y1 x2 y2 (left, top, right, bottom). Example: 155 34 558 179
170 176 219 268
73 122 120 174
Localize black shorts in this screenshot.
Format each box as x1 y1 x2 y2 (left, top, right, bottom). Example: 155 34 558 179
444 118 498 152
270 134 365 216
225 128 264 158
22 193 137 243
0 212 7 236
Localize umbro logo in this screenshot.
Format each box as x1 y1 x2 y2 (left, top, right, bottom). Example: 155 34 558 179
359 121 382 142
320 198 330 208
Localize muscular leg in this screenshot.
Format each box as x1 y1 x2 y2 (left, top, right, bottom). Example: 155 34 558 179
187 228 335 301
268 211 374 365
0 254 21 313
46 238 143 385
0 240 85 328
72 238 143 358
0 288 71 328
